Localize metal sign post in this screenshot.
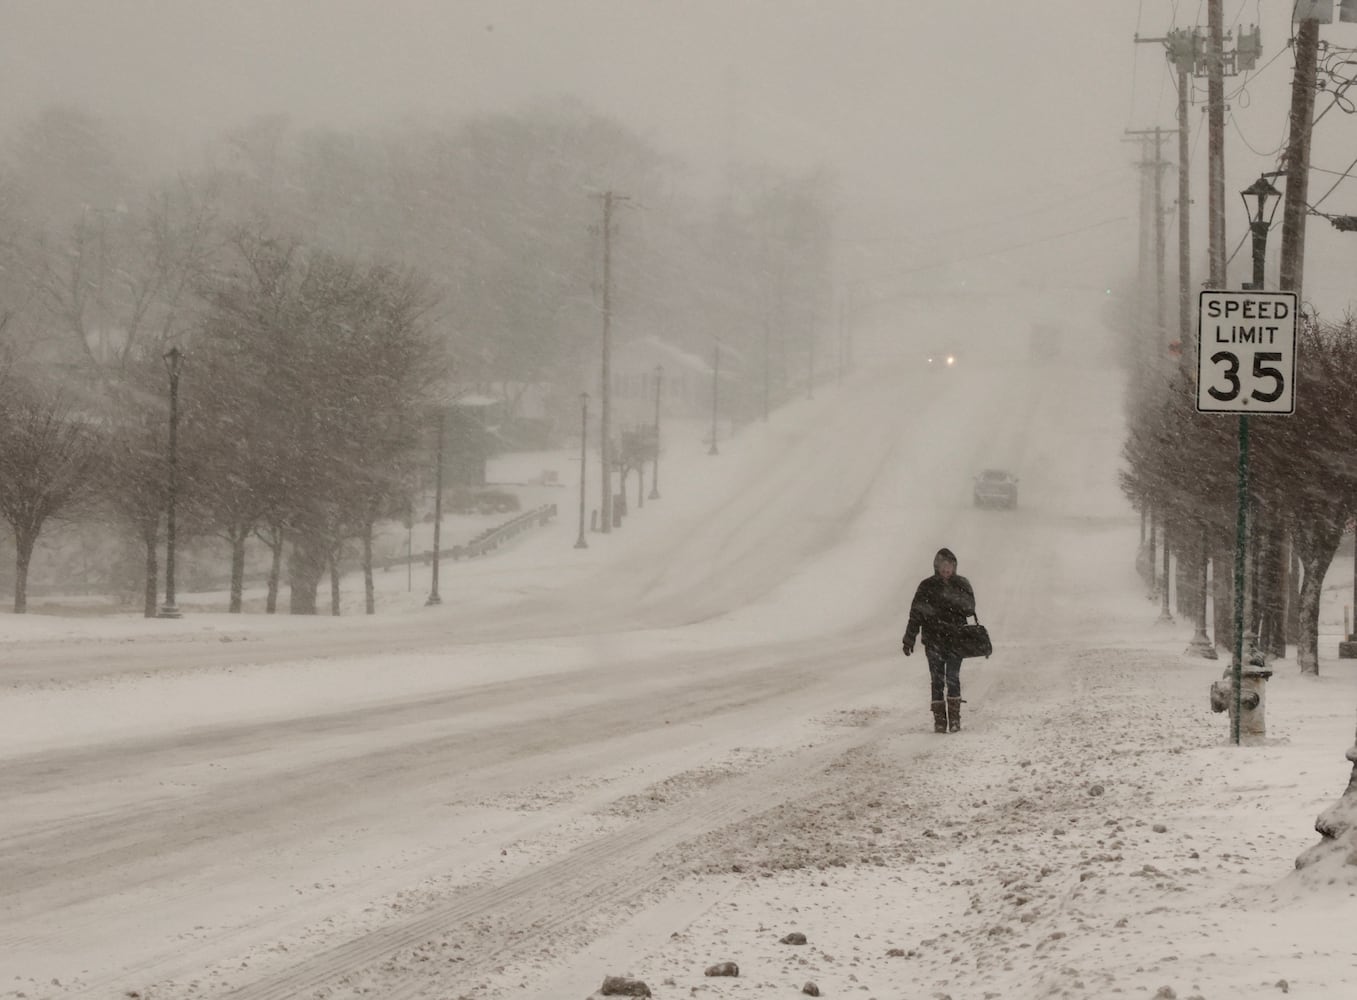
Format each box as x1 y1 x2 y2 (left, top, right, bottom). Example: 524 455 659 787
1197 289 1297 744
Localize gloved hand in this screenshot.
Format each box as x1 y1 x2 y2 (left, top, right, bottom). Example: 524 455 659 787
902 637 914 656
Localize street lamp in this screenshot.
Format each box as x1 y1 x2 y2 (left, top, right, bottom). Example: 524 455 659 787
576 393 589 549
1211 174 1285 741
426 407 444 606
1239 174 1283 653
405 504 413 592
158 346 184 619
1240 175 1282 290
649 365 662 499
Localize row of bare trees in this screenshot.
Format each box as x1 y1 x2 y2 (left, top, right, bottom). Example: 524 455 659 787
1121 313 1357 673
0 373 103 613
0 97 839 614
0 230 444 615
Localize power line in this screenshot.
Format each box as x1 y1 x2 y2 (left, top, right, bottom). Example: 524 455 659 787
1229 110 1286 157
1310 150 1357 209
1311 162 1357 178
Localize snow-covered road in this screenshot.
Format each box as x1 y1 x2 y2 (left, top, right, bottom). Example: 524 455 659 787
2 314 1236 1000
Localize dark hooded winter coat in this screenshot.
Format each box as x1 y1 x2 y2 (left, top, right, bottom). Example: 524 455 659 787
902 547 976 653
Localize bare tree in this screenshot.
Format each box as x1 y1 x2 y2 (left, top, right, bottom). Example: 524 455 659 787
1258 316 1357 673
33 175 221 368
0 378 104 612
192 229 443 614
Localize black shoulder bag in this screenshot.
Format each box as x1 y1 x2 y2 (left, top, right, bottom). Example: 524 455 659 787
954 613 993 659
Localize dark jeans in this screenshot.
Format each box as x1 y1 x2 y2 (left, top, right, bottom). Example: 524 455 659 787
925 645 962 700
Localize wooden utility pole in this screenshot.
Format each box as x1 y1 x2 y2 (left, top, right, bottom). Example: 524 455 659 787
1276 12 1323 657
1280 17 1321 296
1137 21 1236 656
1123 129 1160 597
1125 128 1173 359
1175 63 1192 366
1207 0 1226 287
1205 0 1232 653
1175 36 1216 658
1153 127 1169 353
595 190 628 534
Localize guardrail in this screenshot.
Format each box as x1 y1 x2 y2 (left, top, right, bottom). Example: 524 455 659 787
450 503 557 560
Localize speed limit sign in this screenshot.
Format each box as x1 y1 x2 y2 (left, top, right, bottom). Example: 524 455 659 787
1196 290 1297 415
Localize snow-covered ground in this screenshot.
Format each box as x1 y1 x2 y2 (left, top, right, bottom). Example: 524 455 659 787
3 298 1357 1000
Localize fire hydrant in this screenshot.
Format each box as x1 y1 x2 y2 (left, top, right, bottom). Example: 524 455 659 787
1209 666 1273 740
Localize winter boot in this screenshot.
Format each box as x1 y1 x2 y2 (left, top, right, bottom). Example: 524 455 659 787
931 700 948 733
946 697 962 733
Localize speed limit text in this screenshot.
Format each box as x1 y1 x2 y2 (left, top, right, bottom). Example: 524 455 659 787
1211 324 1284 344
1203 298 1292 320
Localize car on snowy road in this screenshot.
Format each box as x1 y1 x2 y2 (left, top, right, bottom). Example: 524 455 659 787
973 468 1018 509
926 349 958 369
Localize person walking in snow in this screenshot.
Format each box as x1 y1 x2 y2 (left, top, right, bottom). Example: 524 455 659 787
901 547 976 733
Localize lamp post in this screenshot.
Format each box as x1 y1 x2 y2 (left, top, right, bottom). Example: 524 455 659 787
1345 521 1357 658
158 346 184 619
1227 174 1281 743
649 365 662 499
1241 175 1282 291
426 408 444 606
576 393 589 549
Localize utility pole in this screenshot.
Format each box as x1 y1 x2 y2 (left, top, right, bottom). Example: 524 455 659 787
594 190 628 534
1275 5 1324 659
1138 27 1217 657
1240 9 1321 664
1171 42 1211 654
1207 0 1226 288
1153 127 1168 354
575 393 588 549
1122 130 1156 595
649 365 662 500
426 409 444 606
1124 128 1173 361
1154 127 1168 356
1174 55 1192 366
1201 9 1262 652
1280 17 1320 298
1140 13 1258 292
158 346 184 620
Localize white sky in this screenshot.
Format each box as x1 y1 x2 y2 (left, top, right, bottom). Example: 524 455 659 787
5 2 1355 322
7 3 1356 314
3 298 1357 998
0 1 1144 299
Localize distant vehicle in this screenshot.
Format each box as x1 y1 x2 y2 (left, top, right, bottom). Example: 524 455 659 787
926 349 958 369
973 468 1018 509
